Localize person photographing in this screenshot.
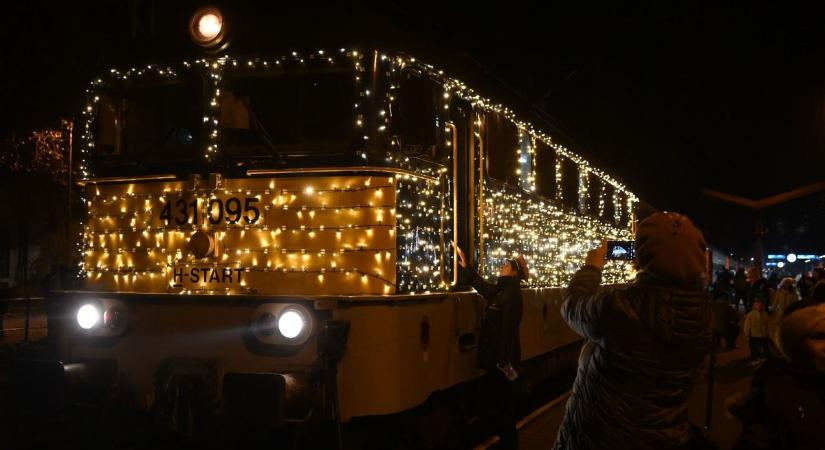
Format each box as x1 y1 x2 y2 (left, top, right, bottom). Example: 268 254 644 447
553 212 714 450
453 242 527 450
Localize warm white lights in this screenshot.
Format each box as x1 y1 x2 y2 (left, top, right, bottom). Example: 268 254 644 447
77 48 639 296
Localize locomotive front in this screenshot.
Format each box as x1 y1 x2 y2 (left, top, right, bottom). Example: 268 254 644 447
24 7 455 438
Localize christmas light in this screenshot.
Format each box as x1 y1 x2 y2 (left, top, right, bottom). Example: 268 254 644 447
77 48 640 296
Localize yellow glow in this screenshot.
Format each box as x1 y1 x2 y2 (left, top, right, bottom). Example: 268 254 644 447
197 13 222 41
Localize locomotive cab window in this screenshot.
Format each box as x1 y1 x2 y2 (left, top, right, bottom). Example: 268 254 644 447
393 70 438 159
92 77 202 174
220 68 356 162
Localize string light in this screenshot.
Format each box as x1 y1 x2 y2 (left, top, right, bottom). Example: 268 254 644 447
77 49 640 295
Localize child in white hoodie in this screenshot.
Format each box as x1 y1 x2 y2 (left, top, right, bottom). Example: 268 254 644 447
743 298 771 363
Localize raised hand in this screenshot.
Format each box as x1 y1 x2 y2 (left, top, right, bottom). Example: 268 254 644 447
585 240 608 270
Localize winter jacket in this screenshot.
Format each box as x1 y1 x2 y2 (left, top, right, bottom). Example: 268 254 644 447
729 357 825 450
771 288 798 321
743 310 771 339
553 267 713 450
461 266 523 368
712 300 737 335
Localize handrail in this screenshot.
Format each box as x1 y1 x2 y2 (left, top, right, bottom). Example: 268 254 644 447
447 122 459 287
477 116 485 273
76 174 178 186
247 166 439 182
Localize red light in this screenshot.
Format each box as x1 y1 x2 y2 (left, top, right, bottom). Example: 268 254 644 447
103 309 120 328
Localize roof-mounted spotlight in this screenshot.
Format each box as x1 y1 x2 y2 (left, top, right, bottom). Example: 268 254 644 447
189 6 227 50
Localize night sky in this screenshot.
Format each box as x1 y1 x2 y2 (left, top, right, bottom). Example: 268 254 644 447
3 1 823 257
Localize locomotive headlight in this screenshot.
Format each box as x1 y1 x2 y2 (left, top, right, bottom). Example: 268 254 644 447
278 310 305 339
251 304 313 345
77 304 102 330
189 6 226 49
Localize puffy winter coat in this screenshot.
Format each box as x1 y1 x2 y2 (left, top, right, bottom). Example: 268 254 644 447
729 357 825 450
771 288 798 321
743 310 771 339
553 267 713 450
462 266 523 368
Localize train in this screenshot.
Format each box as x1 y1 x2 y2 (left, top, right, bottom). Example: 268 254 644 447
16 5 640 449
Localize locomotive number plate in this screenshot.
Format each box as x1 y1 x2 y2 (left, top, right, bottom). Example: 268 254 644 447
159 196 261 227
170 266 246 290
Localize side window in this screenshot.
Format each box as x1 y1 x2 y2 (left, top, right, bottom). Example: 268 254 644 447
94 93 123 156
561 157 578 210
588 174 601 218
604 184 616 223
534 140 556 200
518 131 533 191
485 113 518 185
394 70 437 157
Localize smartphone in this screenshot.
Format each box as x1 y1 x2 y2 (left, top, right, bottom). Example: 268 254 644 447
605 240 635 260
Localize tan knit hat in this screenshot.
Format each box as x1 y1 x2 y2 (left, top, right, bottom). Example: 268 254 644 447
635 212 707 281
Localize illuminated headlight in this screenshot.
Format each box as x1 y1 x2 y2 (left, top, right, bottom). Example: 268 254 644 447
189 6 226 48
251 304 313 345
278 310 305 339
77 304 101 330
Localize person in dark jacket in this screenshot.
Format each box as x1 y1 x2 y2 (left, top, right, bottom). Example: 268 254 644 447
453 242 527 450
713 290 739 350
734 268 749 308
728 300 825 450
798 272 816 301
747 267 772 312
553 212 713 450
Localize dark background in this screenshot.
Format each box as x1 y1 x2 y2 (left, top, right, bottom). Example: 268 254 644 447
2 1 823 258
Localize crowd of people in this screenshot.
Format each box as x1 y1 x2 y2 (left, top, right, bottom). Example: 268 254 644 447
455 211 824 450
712 265 825 364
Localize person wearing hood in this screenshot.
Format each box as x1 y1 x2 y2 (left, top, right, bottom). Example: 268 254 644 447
747 267 772 312
728 300 825 450
553 212 713 450
453 242 528 450
771 277 798 323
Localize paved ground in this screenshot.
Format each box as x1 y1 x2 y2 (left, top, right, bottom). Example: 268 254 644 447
518 333 755 450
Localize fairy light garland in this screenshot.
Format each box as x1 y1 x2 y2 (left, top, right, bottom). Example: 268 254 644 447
76 48 640 294
481 179 634 285
81 176 400 295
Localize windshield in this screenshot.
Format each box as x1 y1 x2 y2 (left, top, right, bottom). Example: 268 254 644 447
92 76 202 175
219 68 355 160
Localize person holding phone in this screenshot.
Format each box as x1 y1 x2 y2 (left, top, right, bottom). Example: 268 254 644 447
452 242 527 450
553 212 714 450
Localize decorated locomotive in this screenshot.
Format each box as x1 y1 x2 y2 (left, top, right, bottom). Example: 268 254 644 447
24 6 640 448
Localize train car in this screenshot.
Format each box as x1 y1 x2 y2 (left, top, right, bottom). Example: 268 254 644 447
18 6 640 449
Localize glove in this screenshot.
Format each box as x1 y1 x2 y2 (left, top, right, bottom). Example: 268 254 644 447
497 362 518 381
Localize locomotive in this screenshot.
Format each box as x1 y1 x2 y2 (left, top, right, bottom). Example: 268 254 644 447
18 5 639 448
